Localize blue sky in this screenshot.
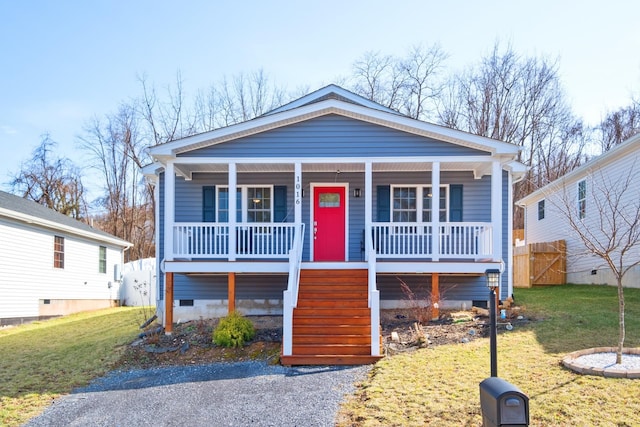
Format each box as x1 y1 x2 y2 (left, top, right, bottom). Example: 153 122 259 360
1 0 639 194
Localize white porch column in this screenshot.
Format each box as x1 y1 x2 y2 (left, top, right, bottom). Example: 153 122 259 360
491 160 503 262
431 162 440 261
294 162 302 224
164 161 175 262
228 163 237 261
364 161 372 261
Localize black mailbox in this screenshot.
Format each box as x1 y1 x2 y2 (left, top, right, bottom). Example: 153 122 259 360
479 377 529 427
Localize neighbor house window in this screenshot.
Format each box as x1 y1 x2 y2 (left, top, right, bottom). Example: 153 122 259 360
392 185 447 222
578 179 586 219
217 186 273 223
538 200 545 220
54 236 64 269
99 246 107 274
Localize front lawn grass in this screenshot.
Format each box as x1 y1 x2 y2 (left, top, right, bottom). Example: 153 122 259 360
338 285 640 427
0 307 144 427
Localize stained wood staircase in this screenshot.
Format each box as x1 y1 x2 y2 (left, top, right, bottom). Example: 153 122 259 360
280 269 383 366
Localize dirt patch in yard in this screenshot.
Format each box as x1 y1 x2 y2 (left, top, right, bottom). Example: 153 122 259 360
116 308 530 369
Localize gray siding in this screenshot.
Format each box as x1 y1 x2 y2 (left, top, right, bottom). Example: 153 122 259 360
174 274 287 300
179 115 488 158
377 274 489 303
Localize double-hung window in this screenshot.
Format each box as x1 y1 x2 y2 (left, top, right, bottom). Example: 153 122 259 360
423 186 447 222
99 246 107 273
54 236 64 269
537 200 545 220
577 179 586 219
217 186 273 223
392 185 448 223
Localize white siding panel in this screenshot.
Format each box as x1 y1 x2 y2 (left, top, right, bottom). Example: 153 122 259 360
0 218 123 320
524 149 640 282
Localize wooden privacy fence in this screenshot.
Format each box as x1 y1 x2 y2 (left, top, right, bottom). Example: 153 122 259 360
514 240 566 287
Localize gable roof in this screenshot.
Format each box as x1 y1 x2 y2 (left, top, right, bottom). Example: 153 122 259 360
0 190 132 248
517 132 640 206
264 84 402 116
148 84 521 159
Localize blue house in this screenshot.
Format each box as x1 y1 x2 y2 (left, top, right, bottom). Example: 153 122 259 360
144 85 526 365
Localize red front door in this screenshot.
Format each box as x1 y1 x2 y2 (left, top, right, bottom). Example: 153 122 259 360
313 186 346 261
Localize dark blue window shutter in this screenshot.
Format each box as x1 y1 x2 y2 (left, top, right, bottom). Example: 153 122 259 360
274 186 287 222
449 184 463 222
203 186 216 222
376 185 390 222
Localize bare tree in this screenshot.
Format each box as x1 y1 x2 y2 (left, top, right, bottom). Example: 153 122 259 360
438 42 587 227
78 105 154 261
399 44 448 120
550 164 640 363
349 44 448 120
11 135 87 220
596 101 640 152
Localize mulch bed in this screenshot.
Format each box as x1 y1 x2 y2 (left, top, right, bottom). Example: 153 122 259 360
117 309 527 369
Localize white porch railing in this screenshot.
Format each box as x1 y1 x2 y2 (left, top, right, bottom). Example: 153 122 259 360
173 223 300 259
371 222 493 259
282 223 305 357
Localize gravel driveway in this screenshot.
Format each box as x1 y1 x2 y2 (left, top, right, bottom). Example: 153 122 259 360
25 361 371 427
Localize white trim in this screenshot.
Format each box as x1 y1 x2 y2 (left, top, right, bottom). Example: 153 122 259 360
507 172 514 298
364 162 372 262
432 162 441 261
491 160 502 262
294 163 302 224
265 84 400 116
164 161 175 262
164 261 290 273
228 163 237 261
376 261 503 274
159 155 501 165
309 183 349 262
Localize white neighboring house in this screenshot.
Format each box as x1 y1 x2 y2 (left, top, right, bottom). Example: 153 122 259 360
0 191 132 325
517 133 640 288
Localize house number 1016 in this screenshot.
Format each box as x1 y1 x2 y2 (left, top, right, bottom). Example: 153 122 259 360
295 176 301 205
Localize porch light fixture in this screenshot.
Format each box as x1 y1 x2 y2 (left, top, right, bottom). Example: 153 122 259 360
485 269 500 289
354 188 361 198
485 268 501 377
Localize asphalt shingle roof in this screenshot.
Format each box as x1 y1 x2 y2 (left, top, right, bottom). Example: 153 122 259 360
0 190 130 247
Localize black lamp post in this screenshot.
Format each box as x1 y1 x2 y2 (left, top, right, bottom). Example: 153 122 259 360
485 268 501 377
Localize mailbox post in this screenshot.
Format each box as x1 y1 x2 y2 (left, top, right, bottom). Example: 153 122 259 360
485 269 500 377
480 270 529 426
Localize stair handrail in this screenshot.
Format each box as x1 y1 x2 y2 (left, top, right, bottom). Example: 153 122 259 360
282 222 305 357
367 233 381 357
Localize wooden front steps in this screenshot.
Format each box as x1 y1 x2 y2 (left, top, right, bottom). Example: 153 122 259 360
280 269 383 366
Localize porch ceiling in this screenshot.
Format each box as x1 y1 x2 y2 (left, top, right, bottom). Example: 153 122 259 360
175 161 489 177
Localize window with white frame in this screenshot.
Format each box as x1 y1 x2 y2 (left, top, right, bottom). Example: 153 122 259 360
99 246 107 274
577 179 586 219
537 199 545 220
392 185 448 222
217 186 273 222
423 186 447 222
